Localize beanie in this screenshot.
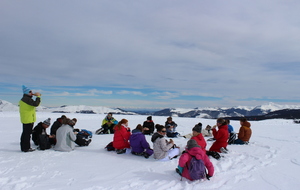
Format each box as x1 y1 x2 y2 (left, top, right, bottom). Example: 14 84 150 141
187 139 200 149
43 118 51 126
22 85 31 95
192 123 202 133
147 116 152 121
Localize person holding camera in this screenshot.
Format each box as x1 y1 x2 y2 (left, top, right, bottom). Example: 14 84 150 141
19 85 41 152
151 124 180 161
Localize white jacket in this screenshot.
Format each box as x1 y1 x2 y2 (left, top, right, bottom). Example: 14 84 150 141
54 124 76 152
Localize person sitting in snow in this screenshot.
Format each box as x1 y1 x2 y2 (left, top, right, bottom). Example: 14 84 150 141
32 118 55 150
142 116 155 135
226 119 236 144
50 115 67 145
96 113 118 134
113 119 131 154
190 123 207 152
151 124 180 161
208 118 229 153
54 118 77 152
176 139 214 181
233 118 252 145
130 124 153 158
165 117 179 138
202 125 213 137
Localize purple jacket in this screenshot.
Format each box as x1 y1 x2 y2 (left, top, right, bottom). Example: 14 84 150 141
130 129 153 155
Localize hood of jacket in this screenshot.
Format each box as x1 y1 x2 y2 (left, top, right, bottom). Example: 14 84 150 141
243 121 251 128
186 147 205 160
151 132 163 142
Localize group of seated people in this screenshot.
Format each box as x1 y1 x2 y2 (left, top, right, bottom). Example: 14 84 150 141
107 116 252 181
32 115 92 152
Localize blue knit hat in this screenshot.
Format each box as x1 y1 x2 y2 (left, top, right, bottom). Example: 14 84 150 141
22 85 31 95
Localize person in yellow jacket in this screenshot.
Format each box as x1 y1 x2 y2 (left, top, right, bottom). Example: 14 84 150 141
19 85 41 152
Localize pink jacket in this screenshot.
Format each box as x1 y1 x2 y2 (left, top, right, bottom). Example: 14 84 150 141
179 147 214 181
191 134 207 152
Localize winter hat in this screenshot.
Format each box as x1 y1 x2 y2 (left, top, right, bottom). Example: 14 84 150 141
192 123 202 133
22 85 31 95
147 116 152 121
187 139 200 149
43 118 51 126
167 116 172 121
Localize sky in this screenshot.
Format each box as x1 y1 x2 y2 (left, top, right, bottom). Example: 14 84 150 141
1 0 300 109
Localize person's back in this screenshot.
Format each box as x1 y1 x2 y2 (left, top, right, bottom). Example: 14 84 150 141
178 140 214 181
238 119 252 142
113 119 131 151
130 125 153 158
54 120 76 152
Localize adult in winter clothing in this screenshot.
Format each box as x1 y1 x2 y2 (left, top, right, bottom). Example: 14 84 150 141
130 124 153 158
54 118 77 152
234 118 252 145
165 117 179 138
209 118 229 153
142 116 155 135
151 124 180 161
50 115 67 144
96 113 118 134
226 119 236 145
113 119 131 154
177 139 214 181
32 118 55 149
191 123 207 152
19 85 41 152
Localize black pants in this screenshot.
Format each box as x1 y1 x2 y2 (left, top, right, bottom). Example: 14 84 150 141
20 123 34 151
102 124 115 134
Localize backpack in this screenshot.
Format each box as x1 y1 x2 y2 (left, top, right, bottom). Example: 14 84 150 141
228 132 236 145
188 156 206 180
38 134 51 150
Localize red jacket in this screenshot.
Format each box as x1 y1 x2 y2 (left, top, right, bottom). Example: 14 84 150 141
113 124 131 149
179 147 214 181
209 124 228 153
191 134 207 152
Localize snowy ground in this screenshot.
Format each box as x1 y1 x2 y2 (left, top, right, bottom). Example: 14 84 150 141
1 112 300 190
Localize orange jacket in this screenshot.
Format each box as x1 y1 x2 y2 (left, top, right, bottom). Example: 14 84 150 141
238 121 252 142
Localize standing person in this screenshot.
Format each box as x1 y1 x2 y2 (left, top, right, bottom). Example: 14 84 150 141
50 115 67 145
54 118 77 152
151 124 180 161
176 139 214 181
32 118 54 150
191 123 207 152
130 124 153 158
208 118 229 153
233 118 252 145
142 116 155 135
165 117 179 138
96 113 118 134
19 85 41 152
113 119 131 154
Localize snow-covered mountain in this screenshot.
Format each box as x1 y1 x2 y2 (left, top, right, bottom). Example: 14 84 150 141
1 99 300 119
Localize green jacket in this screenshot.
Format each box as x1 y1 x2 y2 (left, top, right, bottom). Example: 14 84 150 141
19 94 41 124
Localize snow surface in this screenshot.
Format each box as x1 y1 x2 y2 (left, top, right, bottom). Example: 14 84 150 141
1 112 300 190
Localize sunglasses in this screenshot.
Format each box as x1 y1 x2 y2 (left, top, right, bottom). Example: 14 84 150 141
161 130 167 132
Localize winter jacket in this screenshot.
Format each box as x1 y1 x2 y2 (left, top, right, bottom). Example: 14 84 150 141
178 147 214 181
32 122 47 145
50 118 63 136
228 124 234 133
113 124 131 150
209 124 229 153
102 116 118 127
238 121 252 142
54 124 76 152
151 132 174 159
19 94 41 124
191 134 207 152
130 129 153 155
143 121 155 134
165 121 178 133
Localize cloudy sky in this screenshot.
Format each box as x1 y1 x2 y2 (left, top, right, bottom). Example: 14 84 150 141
1 0 300 109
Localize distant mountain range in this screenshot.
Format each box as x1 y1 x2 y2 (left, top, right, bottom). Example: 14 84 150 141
1 99 300 120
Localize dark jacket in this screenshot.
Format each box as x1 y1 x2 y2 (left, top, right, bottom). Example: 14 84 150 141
143 120 154 134
32 122 47 145
50 118 63 136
